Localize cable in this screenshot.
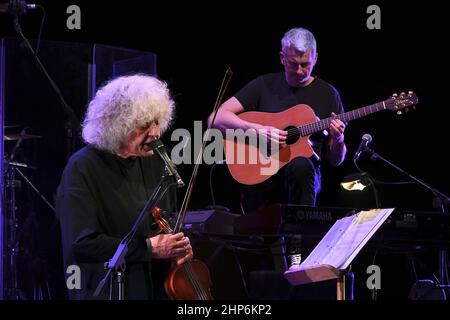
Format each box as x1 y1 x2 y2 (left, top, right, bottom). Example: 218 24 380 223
354 158 381 208
232 248 249 298
371 180 415 185
209 163 217 206
445 252 450 296
367 177 381 208
410 257 418 281
239 193 247 216
34 5 46 56
353 158 364 174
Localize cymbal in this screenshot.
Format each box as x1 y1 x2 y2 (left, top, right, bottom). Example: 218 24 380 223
3 133 41 141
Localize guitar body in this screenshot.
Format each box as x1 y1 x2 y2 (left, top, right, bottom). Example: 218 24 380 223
224 104 317 185
223 92 418 186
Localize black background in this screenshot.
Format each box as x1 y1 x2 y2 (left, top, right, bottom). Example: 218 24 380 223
1 0 449 300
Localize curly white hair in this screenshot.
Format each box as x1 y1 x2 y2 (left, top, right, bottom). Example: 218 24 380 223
82 74 175 153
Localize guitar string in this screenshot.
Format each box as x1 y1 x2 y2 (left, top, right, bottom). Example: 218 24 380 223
283 102 387 139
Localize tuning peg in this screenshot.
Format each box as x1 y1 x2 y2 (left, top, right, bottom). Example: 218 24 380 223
408 91 413 95
392 93 398 97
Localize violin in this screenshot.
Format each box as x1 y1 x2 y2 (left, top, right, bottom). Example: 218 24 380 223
151 207 213 300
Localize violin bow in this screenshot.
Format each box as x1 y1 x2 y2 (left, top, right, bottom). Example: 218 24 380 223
173 68 234 232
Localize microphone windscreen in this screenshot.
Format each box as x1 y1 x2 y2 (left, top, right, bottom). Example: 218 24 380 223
148 139 164 151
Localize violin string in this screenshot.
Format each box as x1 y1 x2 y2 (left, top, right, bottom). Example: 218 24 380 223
188 263 208 300
188 265 207 300
183 264 198 296
188 264 208 300
182 264 196 296
184 263 207 299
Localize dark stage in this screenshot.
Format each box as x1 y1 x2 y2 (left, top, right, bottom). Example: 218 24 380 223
0 0 449 302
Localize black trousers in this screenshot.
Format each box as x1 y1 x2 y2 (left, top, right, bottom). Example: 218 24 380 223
241 156 322 213
240 156 322 273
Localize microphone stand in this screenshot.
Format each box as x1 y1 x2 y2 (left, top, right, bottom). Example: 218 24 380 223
8 164 55 214
365 147 450 296
93 170 177 300
11 9 80 159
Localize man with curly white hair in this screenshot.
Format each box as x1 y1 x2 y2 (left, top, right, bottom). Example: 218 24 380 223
56 74 193 299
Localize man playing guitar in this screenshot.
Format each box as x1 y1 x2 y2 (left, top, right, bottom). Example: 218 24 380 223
208 27 347 211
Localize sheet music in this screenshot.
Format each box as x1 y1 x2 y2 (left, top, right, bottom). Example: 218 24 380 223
300 215 354 269
300 208 395 270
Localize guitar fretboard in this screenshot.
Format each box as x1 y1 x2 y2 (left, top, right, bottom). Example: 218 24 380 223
299 101 387 136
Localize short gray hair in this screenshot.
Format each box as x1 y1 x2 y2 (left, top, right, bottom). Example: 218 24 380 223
82 74 175 153
281 27 317 55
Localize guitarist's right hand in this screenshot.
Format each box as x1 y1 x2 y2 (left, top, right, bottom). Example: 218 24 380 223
255 125 288 148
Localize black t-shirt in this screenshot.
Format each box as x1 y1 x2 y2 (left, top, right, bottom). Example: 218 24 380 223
56 145 175 299
234 72 344 159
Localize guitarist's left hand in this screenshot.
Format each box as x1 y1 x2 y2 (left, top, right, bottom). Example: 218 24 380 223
329 112 346 144
326 112 347 166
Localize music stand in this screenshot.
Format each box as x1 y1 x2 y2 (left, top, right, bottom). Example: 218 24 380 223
284 208 395 300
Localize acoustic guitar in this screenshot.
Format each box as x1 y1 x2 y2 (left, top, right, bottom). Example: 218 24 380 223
224 92 418 185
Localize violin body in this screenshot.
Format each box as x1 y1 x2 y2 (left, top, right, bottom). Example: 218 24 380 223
164 259 213 300
151 206 214 300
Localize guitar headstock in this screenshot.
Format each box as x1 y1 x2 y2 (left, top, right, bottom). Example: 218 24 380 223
386 91 418 114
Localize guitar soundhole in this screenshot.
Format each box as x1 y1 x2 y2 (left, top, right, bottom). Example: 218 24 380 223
285 126 300 145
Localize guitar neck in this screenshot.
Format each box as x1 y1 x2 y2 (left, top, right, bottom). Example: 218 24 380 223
299 101 387 136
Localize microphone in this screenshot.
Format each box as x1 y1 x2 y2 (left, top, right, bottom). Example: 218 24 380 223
354 134 372 160
148 139 185 188
0 1 37 15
